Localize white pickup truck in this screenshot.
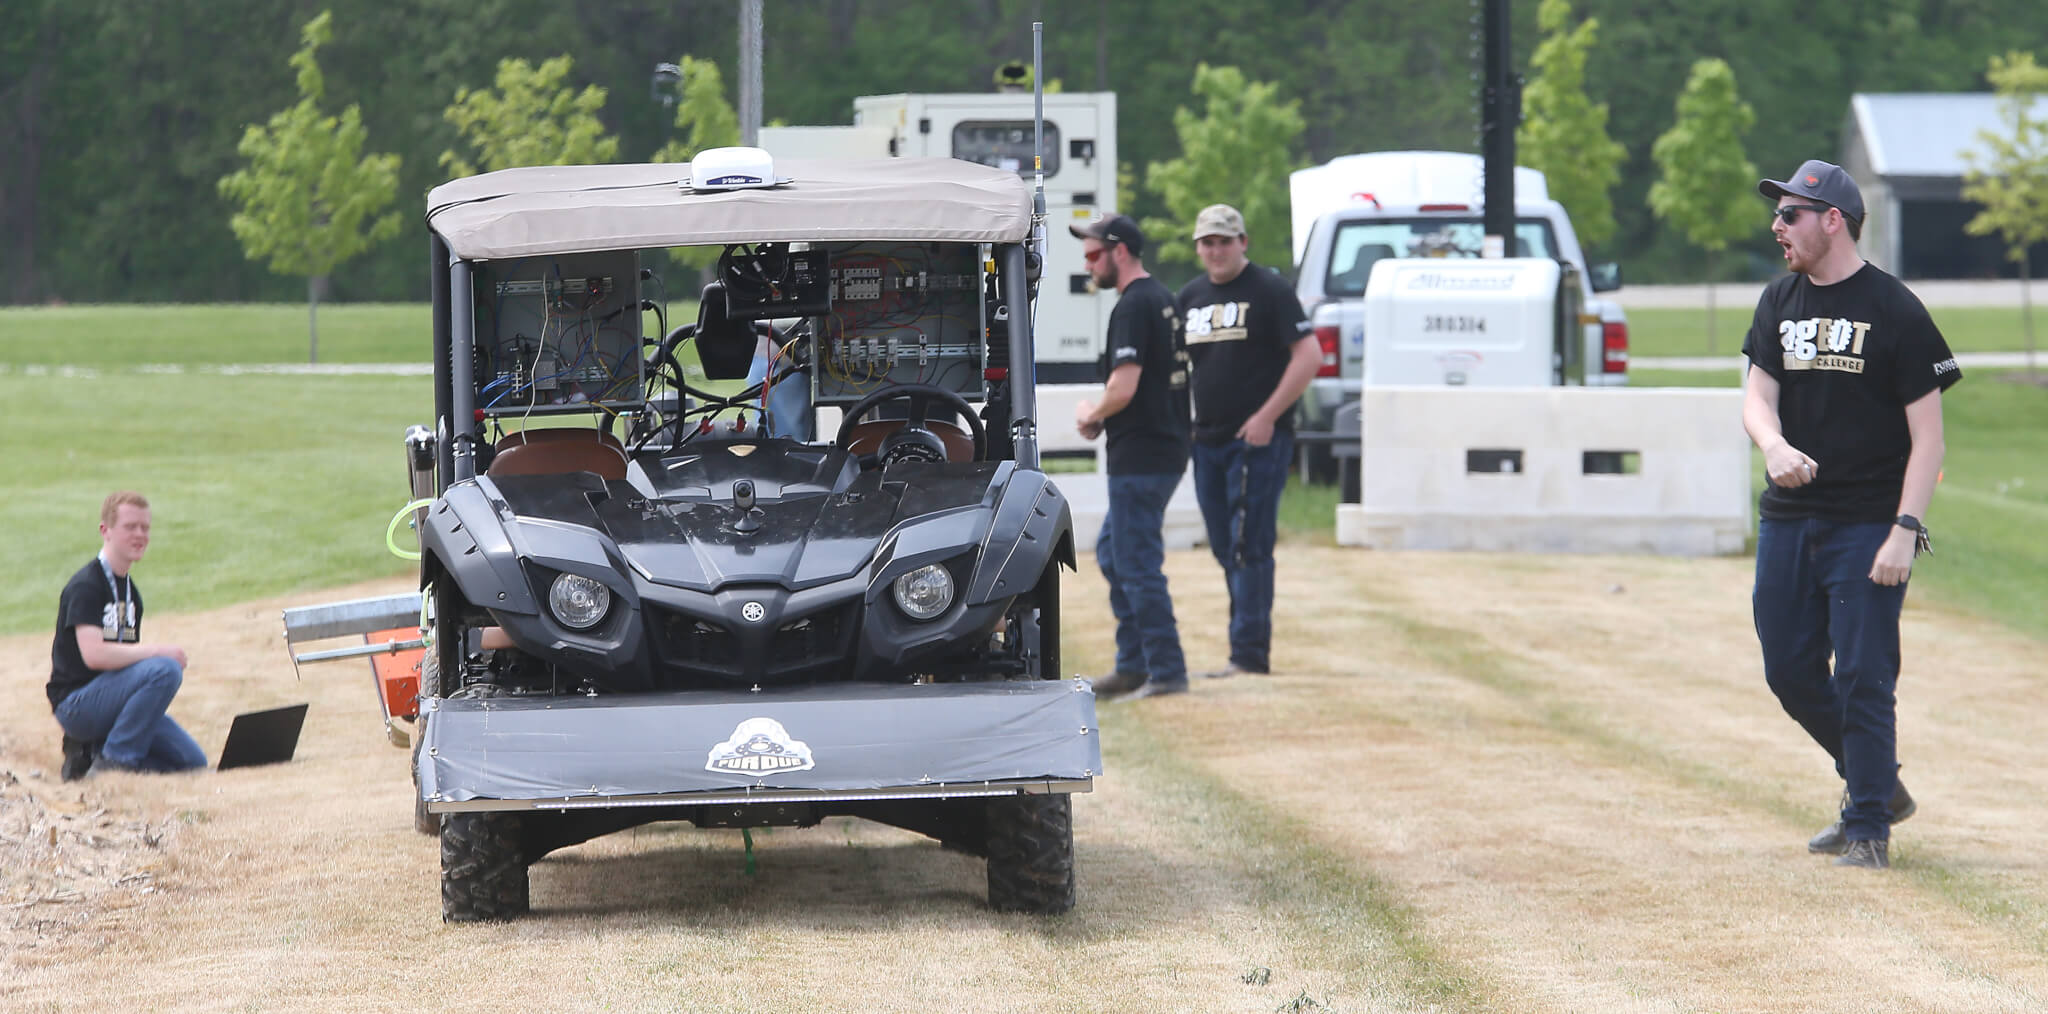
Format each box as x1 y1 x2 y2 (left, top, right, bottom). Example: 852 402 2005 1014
1289 151 1630 448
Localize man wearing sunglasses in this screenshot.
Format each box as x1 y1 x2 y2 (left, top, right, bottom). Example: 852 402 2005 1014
1740 159 1963 870
1068 214 1192 700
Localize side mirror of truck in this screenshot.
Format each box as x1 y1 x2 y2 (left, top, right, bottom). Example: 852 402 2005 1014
1588 262 1623 293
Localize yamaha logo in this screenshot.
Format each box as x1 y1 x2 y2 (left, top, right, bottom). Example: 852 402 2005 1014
741 601 766 622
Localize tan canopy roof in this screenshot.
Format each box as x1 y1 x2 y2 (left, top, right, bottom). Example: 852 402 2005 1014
425 158 1034 260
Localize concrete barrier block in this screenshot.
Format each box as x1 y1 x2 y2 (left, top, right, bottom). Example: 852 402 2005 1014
1337 386 1750 556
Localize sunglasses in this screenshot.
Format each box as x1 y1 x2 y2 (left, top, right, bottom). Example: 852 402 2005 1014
1083 245 1116 264
1772 204 1833 226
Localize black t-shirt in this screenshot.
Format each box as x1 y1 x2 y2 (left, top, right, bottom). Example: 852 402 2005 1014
1099 276 1191 475
48 556 144 710
1741 263 1962 522
1177 262 1312 445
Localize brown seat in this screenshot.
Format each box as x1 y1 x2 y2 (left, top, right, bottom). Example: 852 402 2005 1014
487 430 628 480
495 428 623 451
842 419 976 463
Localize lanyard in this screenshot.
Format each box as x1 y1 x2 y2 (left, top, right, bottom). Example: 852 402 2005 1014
96 553 135 633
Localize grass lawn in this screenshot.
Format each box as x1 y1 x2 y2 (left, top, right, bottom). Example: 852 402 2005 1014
0 372 430 636
0 301 699 367
1590 367 2048 641
1627 304 2048 360
4 304 2041 645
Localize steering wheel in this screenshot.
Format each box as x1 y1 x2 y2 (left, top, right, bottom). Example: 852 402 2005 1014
834 384 987 465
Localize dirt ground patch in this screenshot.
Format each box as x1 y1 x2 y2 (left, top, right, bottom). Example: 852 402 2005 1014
4 550 2044 1012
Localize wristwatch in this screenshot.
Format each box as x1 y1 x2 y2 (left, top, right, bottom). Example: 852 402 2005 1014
1896 514 1932 557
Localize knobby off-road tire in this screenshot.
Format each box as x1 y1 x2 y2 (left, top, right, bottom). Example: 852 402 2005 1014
985 793 1075 914
440 811 528 922
411 649 441 836
1027 557 1061 680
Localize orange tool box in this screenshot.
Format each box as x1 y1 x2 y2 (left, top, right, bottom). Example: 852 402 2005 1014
365 627 424 720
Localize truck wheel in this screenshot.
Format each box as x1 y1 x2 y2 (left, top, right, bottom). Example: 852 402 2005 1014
1302 442 1339 486
440 811 528 922
985 793 1075 914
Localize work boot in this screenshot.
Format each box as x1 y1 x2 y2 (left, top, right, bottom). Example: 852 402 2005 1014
1126 679 1188 700
1087 670 1148 700
61 736 94 782
1808 781 1916 855
1834 839 1890 869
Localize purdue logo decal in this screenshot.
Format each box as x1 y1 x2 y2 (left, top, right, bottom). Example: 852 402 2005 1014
706 718 815 775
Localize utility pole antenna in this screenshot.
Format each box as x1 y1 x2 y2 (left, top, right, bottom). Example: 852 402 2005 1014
1480 0 1518 258
739 0 763 146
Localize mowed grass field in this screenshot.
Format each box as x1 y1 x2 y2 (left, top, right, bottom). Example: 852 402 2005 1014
5 303 2042 640
3 304 2047 1011
1627 302 2048 359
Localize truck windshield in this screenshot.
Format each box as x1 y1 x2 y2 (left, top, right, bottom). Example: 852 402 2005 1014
1323 218 1560 297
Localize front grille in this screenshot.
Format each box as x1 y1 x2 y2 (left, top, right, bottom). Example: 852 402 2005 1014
649 599 861 684
650 607 741 677
766 602 859 676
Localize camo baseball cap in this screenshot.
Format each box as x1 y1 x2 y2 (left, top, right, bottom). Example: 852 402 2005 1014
1192 204 1246 240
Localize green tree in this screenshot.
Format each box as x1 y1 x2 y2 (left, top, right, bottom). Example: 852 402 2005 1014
651 56 741 273
1142 64 1305 269
1962 50 2048 380
440 55 618 179
216 10 400 361
1648 58 1760 352
1518 0 1626 250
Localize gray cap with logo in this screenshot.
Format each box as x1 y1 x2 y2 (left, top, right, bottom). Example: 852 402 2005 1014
1068 213 1146 258
1758 159 1865 225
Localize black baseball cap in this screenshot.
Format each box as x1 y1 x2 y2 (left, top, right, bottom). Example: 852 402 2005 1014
1758 159 1865 225
1068 214 1145 258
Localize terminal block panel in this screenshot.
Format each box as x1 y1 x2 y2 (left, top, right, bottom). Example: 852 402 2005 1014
811 242 986 406
471 251 644 415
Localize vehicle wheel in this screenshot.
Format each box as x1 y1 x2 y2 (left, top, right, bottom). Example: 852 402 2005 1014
985 793 1074 914
1025 558 1060 680
1302 441 1339 486
411 651 440 836
440 811 528 922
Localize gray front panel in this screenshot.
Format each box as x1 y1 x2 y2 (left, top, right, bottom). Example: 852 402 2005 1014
419 679 1100 804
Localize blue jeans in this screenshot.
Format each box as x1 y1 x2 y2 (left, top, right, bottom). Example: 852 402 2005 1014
745 352 813 441
54 656 207 772
1753 518 1906 842
1191 431 1293 673
1096 471 1187 686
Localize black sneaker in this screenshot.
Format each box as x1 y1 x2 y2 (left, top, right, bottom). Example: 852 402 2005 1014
61 736 94 782
1808 782 1916 855
1834 839 1890 869
1087 671 1148 700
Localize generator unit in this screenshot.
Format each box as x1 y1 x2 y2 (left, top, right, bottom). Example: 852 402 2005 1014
1361 257 1586 388
762 91 1118 385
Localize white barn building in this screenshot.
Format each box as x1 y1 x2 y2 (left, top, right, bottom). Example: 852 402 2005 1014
1840 92 2046 279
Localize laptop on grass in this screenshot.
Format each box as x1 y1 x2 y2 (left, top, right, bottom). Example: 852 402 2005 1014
216 703 310 771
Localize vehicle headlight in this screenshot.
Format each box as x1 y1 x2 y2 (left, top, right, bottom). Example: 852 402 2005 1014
891 564 954 621
548 573 612 629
